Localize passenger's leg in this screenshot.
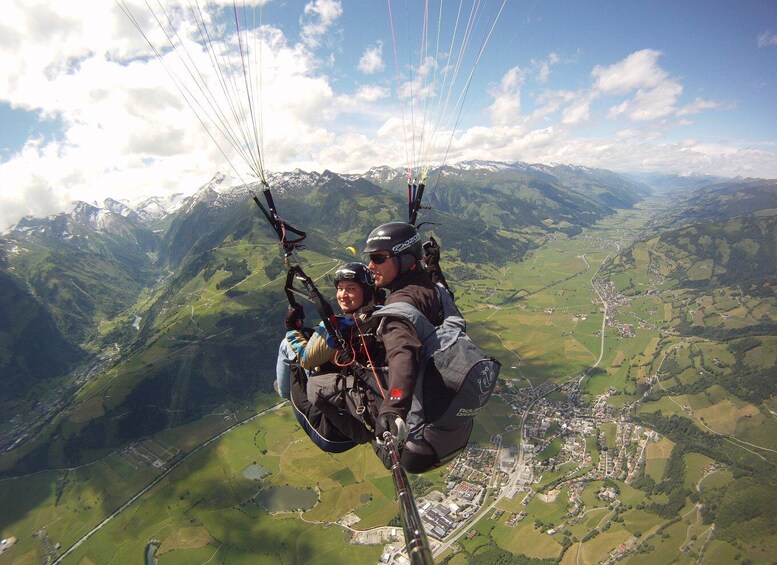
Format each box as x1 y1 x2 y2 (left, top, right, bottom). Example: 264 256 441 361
290 367 355 453
307 374 373 445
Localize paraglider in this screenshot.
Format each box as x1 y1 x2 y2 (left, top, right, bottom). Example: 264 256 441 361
118 3 507 563
385 0 508 223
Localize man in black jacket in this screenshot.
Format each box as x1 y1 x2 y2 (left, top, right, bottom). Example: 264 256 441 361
364 222 443 472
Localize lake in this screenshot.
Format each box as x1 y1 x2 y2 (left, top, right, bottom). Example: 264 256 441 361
255 485 319 512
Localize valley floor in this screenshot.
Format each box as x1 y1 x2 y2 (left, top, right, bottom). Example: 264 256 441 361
2 198 776 564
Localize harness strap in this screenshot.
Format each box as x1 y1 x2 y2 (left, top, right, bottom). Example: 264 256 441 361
353 313 387 400
333 373 348 413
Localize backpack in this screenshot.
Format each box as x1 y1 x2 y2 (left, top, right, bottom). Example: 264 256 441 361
373 284 501 472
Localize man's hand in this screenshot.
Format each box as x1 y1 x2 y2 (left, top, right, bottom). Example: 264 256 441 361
372 439 392 470
284 303 305 330
375 413 408 445
373 414 408 470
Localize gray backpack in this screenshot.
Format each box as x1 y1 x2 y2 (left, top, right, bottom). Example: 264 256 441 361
374 284 501 471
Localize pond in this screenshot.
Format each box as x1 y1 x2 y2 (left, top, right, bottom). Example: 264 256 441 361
255 485 319 512
242 463 271 481
144 542 159 565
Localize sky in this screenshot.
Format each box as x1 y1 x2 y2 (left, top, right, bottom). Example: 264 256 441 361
1 0 776 231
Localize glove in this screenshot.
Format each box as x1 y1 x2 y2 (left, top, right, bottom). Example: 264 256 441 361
284 303 304 330
422 236 439 254
375 413 408 445
422 237 440 267
372 439 392 470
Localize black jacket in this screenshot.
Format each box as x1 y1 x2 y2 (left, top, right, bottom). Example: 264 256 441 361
378 264 442 418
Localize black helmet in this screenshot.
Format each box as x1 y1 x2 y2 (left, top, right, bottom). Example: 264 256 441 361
363 222 423 261
334 262 374 286
334 262 375 303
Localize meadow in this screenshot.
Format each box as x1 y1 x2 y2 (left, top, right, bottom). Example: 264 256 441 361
3 198 777 563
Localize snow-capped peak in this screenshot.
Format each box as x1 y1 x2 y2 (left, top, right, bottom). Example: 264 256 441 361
454 160 513 172
129 193 188 223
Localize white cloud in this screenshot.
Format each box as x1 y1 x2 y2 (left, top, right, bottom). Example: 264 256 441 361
607 80 683 121
358 41 385 74
529 50 724 130
326 85 391 133
676 97 731 116
300 0 343 48
561 97 591 125
533 52 559 84
376 116 404 139
319 132 396 172
354 84 390 103
588 49 730 125
533 89 578 121
592 49 668 94
757 31 777 47
395 55 440 103
487 66 525 126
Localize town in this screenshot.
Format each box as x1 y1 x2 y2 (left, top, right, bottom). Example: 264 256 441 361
377 375 662 564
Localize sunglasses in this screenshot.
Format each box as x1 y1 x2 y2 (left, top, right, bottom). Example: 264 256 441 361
368 253 394 265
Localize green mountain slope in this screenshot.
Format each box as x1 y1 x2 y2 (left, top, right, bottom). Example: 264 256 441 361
368 162 650 237
0 270 83 395
597 182 777 553
607 213 777 296
643 178 777 234
5 206 159 346
0 163 650 468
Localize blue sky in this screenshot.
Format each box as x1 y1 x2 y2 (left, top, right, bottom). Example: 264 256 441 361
1 0 776 230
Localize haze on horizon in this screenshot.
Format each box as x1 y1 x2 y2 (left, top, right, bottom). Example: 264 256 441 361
1 0 776 230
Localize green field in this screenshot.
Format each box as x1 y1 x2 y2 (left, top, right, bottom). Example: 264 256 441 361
4 196 777 563
0 401 390 564
460 235 612 383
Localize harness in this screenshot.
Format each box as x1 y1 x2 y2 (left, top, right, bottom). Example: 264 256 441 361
330 312 388 429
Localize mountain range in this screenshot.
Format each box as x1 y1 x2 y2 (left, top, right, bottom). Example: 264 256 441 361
0 159 714 469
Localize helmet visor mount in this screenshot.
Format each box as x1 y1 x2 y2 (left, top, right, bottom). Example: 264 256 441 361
335 268 359 281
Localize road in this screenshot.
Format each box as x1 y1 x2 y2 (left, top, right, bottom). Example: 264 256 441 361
52 401 287 564
433 247 617 560
651 343 777 462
